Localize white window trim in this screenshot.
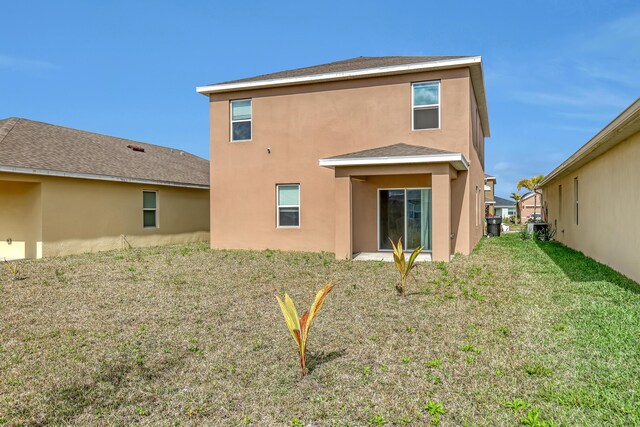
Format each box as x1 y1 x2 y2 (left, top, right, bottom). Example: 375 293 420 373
411 81 441 131
230 99 252 142
143 190 159 229
376 187 432 252
276 184 300 228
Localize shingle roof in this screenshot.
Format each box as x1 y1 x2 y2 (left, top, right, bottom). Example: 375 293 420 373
0 118 209 188
214 56 471 85
494 196 515 207
324 143 457 160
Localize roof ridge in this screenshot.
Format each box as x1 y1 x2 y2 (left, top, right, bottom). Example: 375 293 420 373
0 118 20 145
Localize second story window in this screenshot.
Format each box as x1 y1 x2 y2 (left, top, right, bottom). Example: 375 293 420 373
231 99 252 141
412 81 440 130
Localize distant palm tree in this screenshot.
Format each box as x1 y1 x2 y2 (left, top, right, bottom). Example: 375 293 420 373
510 192 522 222
517 175 545 220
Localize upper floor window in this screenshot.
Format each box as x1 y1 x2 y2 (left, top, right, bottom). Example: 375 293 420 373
412 81 440 130
231 99 252 141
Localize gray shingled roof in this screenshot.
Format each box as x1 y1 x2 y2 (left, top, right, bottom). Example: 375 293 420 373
324 143 457 160
494 196 515 207
0 118 209 187
215 56 470 85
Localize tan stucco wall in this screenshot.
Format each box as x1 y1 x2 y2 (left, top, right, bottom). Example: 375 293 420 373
541 131 640 283
209 68 485 258
0 180 42 260
0 172 209 258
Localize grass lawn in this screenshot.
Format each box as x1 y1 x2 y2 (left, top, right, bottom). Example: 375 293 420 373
1 235 639 426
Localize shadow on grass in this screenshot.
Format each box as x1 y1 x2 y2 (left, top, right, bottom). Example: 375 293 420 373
535 239 640 294
306 349 346 374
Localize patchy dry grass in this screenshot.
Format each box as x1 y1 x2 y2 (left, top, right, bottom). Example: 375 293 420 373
0 235 639 426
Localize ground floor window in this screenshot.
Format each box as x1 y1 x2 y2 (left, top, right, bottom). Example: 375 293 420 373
143 190 158 228
379 188 432 251
277 184 300 227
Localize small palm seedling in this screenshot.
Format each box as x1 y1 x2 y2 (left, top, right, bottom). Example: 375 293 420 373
276 282 334 377
502 398 530 411
390 237 423 297
3 258 20 281
423 401 445 425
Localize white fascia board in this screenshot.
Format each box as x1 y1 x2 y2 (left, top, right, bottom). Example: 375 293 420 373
485 201 496 204
318 153 469 171
0 166 210 189
196 57 482 94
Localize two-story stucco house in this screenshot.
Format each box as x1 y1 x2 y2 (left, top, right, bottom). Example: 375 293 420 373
484 173 496 216
197 56 490 261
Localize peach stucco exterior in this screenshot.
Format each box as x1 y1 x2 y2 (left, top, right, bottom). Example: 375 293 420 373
207 67 487 261
0 172 210 260
519 192 543 222
541 130 640 283
484 176 496 216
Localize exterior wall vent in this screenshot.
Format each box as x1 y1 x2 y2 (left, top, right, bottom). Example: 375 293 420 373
127 144 145 153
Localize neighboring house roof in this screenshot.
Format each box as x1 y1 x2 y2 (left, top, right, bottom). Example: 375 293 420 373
484 173 496 181
539 97 640 187
0 118 209 188
197 56 490 137
494 196 515 207
519 191 538 202
318 143 469 171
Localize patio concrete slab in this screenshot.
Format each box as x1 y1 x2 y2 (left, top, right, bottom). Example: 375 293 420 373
353 252 432 262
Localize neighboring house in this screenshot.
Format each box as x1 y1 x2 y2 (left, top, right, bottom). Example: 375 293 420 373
539 98 640 283
518 191 542 222
494 196 516 219
0 118 210 260
484 173 496 215
197 56 490 262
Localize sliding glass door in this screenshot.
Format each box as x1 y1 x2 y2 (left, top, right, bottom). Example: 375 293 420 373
379 188 432 251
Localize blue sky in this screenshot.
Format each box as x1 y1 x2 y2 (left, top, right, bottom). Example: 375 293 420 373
1 1 638 198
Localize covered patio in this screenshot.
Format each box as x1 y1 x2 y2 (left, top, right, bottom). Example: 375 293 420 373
0 178 42 260
320 143 469 262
